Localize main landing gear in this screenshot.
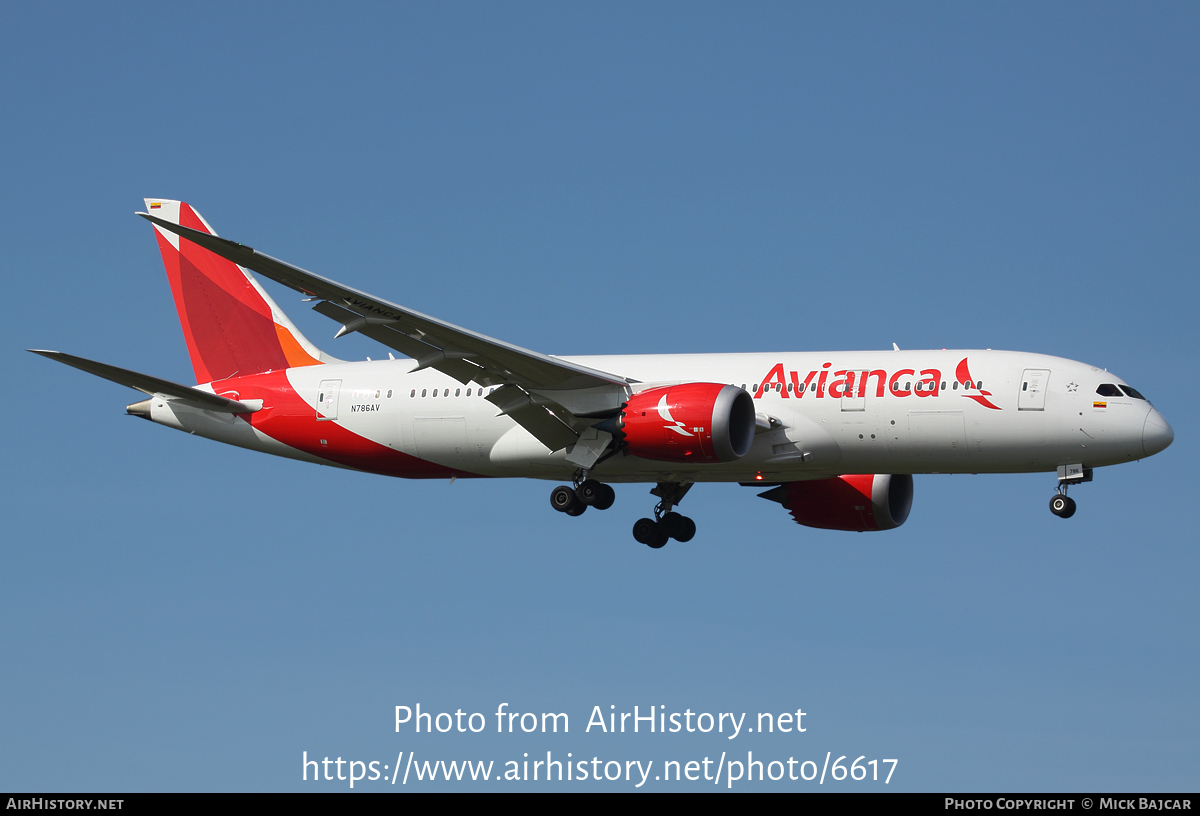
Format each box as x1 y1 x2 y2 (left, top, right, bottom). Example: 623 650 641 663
549 476 698 549
549 472 616 517
1049 464 1092 519
632 482 696 549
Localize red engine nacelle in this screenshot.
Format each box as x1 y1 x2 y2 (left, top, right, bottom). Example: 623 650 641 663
761 474 914 531
616 383 756 464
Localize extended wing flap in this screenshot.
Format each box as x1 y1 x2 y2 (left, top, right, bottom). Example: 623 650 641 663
29 350 258 414
486 385 579 452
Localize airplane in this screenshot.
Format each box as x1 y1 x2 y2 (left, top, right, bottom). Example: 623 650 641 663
31 199 1174 548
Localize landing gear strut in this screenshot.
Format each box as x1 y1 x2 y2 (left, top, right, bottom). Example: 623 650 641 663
1049 464 1091 519
549 471 616 517
633 482 696 548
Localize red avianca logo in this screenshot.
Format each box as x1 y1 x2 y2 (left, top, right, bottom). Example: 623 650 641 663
754 356 1002 410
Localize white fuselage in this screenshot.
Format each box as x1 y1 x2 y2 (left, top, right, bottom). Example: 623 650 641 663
149 349 1169 483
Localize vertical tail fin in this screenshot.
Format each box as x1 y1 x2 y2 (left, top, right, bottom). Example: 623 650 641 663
144 199 331 384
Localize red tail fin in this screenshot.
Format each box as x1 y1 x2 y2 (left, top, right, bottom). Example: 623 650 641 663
145 199 325 384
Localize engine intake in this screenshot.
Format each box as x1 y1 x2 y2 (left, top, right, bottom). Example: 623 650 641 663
614 383 756 464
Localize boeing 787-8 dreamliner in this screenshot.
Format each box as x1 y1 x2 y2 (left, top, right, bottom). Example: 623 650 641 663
31 200 1174 548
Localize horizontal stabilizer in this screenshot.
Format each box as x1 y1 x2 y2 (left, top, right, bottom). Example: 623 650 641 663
28 350 260 414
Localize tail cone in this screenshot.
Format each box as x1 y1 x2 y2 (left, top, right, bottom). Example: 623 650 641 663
126 398 152 419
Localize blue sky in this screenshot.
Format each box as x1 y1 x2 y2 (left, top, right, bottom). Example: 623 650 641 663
1 2 1197 791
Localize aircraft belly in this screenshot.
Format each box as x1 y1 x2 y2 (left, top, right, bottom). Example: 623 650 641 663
488 424 573 477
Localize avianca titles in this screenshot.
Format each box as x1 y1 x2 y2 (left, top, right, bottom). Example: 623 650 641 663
31 199 1174 548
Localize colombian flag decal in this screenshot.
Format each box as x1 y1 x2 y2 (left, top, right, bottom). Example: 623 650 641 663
149 202 161 209
1094 401 1107 408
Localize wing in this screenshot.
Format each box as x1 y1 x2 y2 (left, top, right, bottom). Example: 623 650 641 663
29 350 260 414
136 212 629 459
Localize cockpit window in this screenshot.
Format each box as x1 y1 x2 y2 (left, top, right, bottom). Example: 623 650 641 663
1096 384 1122 397
1119 385 1146 400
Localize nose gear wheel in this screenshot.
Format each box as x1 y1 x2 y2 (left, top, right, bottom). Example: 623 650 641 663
1049 494 1076 518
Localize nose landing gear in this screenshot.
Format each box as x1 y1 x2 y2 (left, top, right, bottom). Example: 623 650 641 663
633 482 696 548
1049 464 1091 519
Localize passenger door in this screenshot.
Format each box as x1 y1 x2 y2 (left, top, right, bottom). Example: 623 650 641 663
317 379 342 421
1018 369 1050 411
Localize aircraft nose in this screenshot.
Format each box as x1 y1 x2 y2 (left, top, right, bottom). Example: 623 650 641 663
1143 409 1174 457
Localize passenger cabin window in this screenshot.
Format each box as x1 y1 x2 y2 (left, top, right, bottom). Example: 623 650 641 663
1096 384 1123 397
1119 385 1146 400
466 388 472 396
421 389 427 397
410 389 415 398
